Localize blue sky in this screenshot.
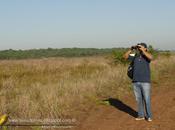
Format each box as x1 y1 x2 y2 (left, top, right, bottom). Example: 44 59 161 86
0 0 175 50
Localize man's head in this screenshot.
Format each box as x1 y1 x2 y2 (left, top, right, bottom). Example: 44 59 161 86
131 43 148 51
131 43 148 56
137 43 147 49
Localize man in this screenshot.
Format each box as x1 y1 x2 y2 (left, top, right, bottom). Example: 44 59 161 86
123 43 153 122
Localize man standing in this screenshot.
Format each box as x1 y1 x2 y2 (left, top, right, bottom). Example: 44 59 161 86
123 43 153 122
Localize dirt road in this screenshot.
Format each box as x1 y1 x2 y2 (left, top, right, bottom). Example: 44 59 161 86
74 76 175 130
5 82 175 130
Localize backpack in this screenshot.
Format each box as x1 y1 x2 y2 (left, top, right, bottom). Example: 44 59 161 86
127 57 135 79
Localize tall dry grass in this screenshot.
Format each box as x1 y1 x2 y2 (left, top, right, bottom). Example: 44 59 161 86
0 55 174 119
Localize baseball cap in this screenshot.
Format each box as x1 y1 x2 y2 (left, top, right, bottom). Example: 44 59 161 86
137 43 147 48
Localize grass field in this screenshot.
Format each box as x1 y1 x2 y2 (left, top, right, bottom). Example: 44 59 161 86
0 54 174 120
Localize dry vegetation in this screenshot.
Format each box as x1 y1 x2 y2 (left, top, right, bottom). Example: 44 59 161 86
0 54 174 120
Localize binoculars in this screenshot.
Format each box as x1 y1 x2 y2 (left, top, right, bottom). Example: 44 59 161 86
131 45 141 50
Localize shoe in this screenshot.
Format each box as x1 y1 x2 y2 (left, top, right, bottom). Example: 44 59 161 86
135 117 145 121
147 118 153 122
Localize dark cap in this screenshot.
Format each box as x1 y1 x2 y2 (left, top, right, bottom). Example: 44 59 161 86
137 43 147 48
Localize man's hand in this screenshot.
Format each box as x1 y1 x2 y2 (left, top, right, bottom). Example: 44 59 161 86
123 49 132 60
138 45 153 61
138 45 147 52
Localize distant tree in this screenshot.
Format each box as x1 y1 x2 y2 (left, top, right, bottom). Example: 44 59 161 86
148 45 158 58
112 49 128 64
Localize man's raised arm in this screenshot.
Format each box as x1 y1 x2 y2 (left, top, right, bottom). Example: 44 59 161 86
123 49 132 60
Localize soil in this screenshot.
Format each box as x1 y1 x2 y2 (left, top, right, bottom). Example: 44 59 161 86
72 73 175 130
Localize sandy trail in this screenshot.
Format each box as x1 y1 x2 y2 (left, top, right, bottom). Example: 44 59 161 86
74 75 175 130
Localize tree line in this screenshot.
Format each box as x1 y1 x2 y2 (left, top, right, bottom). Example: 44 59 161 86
0 48 121 59
0 46 168 61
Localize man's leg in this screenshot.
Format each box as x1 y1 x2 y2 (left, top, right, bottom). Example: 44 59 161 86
133 82 144 118
141 83 152 119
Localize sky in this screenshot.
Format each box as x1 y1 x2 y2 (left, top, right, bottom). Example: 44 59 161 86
0 0 175 50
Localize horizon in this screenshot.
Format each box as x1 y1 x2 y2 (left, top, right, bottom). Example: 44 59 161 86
0 46 174 51
0 0 175 50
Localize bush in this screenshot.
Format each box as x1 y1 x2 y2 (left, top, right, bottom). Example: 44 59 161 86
148 45 159 59
112 49 129 65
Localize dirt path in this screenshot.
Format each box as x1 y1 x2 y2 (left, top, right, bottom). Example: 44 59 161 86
5 82 175 130
73 78 175 130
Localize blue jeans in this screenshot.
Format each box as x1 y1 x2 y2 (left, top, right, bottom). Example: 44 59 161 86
133 82 152 119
